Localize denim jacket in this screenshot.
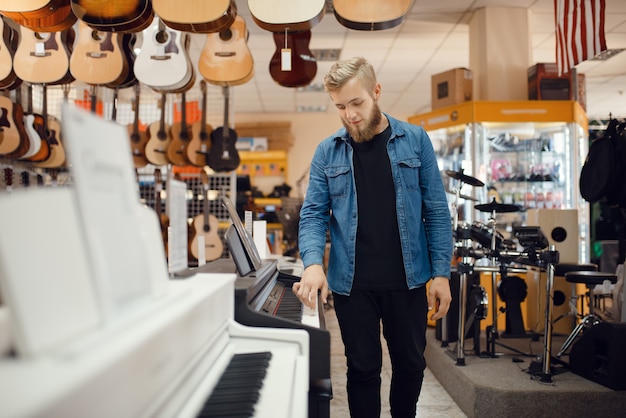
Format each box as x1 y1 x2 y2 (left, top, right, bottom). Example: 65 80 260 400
298 114 453 295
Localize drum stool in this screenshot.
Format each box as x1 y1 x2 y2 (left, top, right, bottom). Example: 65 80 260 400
552 263 598 332
556 270 617 357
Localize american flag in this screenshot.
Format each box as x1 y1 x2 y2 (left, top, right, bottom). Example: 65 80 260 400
555 0 608 75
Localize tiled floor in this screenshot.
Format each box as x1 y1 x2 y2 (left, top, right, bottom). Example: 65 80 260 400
325 302 467 418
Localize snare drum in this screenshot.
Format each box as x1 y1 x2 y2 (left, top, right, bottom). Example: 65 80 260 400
470 222 504 250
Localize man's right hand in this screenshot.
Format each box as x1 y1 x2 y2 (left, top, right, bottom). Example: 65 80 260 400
292 264 328 309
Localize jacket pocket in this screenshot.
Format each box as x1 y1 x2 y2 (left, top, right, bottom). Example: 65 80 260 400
398 158 421 190
325 165 351 197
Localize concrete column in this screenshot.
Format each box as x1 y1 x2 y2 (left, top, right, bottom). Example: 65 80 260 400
469 7 533 101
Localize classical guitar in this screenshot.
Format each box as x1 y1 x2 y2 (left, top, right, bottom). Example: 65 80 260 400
34 83 66 168
269 30 317 88
0 16 20 91
199 15 254 87
70 0 154 33
21 83 49 162
70 21 129 87
248 0 325 32
166 91 193 167
134 18 194 93
153 168 169 254
186 80 213 167
190 170 224 262
0 0 77 32
145 93 172 166
207 86 240 172
127 83 149 169
13 26 75 85
152 0 236 34
332 0 412 31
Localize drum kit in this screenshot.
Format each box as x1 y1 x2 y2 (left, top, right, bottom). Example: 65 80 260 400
444 169 561 383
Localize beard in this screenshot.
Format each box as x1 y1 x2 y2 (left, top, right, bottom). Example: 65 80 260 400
342 102 382 143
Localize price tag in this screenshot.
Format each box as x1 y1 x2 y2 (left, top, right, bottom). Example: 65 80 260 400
281 48 292 71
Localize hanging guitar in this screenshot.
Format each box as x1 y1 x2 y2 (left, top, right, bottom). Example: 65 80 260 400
0 0 77 32
70 0 154 33
21 83 49 163
166 91 193 166
269 30 317 88
145 93 172 166
186 80 213 167
332 0 412 31
153 168 169 255
0 16 20 91
34 83 66 169
127 83 149 168
151 0 236 33
248 0 325 32
207 86 240 172
190 170 224 262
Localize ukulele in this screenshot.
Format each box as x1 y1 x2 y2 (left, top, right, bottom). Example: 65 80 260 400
70 0 154 33
21 83 49 162
152 0 236 34
127 83 149 169
332 0 412 31
199 15 254 87
166 91 192 166
207 86 240 172
134 18 194 93
248 0 325 32
34 83 66 168
269 30 317 88
70 21 129 87
186 80 213 167
153 168 169 254
190 170 224 262
145 93 172 166
13 26 74 85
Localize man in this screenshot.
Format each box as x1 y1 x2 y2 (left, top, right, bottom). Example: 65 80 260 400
293 57 453 418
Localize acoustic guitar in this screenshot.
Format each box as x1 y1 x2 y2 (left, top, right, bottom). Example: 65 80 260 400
127 83 149 169
0 0 77 32
190 170 224 262
0 16 20 91
0 93 30 159
199 15 254 87
70 0 154 33
332 0 412 31
186 80 213 167
152 0 236 34
13 26 75 85
21 83 49 162
145 93 172 166
207 86 240 172
134 19 194 93
269 30 317 88
248 0 325 32
33 83 66 168
166 91 192 166
153 168 169 254
70 21 130 87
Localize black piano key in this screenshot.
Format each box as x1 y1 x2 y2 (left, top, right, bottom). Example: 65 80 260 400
196 351 272 418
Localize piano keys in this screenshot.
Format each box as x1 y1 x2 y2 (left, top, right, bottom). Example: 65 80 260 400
0 275 310 418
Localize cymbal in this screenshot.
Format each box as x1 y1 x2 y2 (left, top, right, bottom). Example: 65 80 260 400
474 198 521 213
445 169 485 187
445 189 478 202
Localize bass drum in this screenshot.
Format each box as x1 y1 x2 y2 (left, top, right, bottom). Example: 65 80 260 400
470 222 503 250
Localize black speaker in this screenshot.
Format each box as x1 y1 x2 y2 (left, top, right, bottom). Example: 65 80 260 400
569 322 626 390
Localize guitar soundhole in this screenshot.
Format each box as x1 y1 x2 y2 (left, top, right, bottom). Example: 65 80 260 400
156 30 169 44
203 225 210 233
91 31 104 42
219 29 233 42
34 32 50 42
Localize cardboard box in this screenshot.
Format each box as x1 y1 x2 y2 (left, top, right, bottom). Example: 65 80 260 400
431 68 473 110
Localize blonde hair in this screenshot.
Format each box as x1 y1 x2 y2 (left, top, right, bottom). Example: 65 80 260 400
323 57 377 93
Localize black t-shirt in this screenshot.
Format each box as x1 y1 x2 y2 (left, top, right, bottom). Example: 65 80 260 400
351 124 407 290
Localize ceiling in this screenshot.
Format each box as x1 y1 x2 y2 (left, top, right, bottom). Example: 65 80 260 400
183 0 626 121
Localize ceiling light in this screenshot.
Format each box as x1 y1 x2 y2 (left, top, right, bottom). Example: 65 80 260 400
297 83 325 92
297 105 327 112
311 48 341 61
590 49 625 61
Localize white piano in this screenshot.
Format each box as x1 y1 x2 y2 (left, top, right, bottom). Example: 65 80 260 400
0 105 310 418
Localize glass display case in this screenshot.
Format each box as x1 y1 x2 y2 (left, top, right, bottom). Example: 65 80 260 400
408 100 590 262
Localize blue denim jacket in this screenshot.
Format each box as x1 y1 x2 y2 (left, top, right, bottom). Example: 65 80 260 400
298 114 453 295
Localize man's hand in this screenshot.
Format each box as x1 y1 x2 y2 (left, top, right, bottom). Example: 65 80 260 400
292 264 328 309
428 276 452 321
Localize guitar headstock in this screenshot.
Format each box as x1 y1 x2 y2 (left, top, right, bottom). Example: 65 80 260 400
200 169 209 191
3 167 13 190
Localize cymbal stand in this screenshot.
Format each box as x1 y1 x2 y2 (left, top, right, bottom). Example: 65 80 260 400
483 209 501 358
444 185 464 348
454 223 474 366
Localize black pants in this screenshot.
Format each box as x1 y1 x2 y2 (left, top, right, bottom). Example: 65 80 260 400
333 287 428 418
